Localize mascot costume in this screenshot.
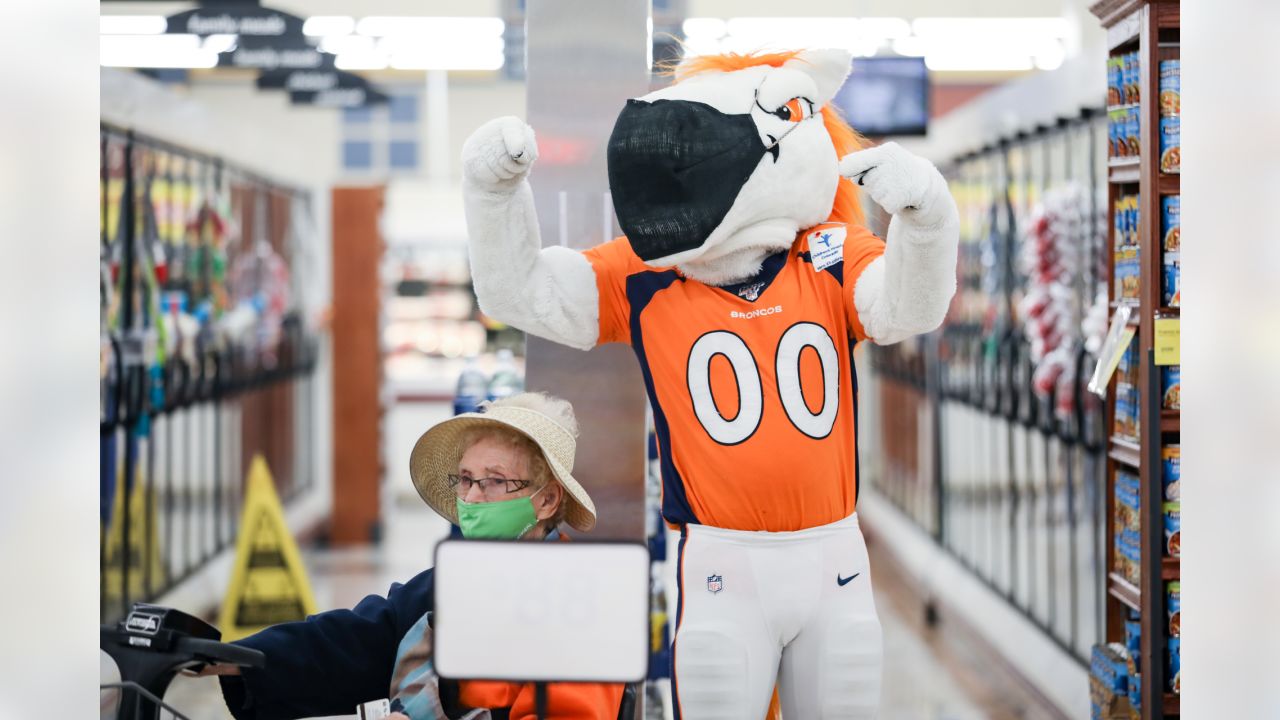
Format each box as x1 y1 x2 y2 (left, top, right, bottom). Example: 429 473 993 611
461 49 958 719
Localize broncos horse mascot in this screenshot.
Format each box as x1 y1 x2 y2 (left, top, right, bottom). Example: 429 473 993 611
461 48 959 719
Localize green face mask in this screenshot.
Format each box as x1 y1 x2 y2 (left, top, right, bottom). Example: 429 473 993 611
456 488 543 540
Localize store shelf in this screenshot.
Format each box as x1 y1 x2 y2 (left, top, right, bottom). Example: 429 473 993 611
1161 410 1180 433
1162 557 1180 579
1108 572 1142 611
1157 306 1179 316
1159 173 1180 195
1164 693 1180 715
1109 159 1142 184
1109 437 1143 468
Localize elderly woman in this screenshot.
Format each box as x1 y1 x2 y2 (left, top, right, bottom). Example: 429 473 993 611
211 392 623 720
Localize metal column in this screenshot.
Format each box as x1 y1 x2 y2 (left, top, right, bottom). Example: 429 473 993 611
523 0 652 540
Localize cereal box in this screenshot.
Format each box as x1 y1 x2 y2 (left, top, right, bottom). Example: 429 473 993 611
1163 444 1181 500
1168 637 1180 694
1109 56 1124 107
1159 60 1180 116
1160 115 1180 173
1162 195 1180 252
1164 501 1181 558
1163 254 1181 306
1162 365 1181 411
1167 581 1181 637
1127 106 1141 158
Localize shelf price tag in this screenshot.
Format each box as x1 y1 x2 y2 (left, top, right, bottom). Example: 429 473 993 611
1155 317 1180 365
1089 305 1136 397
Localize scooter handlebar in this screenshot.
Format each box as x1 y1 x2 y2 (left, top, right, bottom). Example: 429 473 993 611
175 637 265 669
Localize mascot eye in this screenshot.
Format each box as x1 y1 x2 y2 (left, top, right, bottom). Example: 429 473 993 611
772 98 813 123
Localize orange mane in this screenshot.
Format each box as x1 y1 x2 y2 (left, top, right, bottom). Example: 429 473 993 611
673 50 867 226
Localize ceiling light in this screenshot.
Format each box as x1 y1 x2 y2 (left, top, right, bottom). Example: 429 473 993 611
1034 42 1066 71
100 15 167 35
924 49 1034 72
100 34 217 68
335 49 389 70
389 46 505 71
202 34 237 54
912 17 1069 43
303 16 355 37
891 36 927 57
858 17 910 40
356 17 504 39
681 17 726 40
320 35 376 56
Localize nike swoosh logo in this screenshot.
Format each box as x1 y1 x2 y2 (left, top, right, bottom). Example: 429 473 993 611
837 572 860 587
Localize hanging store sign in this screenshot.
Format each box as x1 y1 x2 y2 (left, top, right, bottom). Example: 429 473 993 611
222 46 326 69
217 33 329 70
166 6 305 37
290 87 388 108
256 68 366 91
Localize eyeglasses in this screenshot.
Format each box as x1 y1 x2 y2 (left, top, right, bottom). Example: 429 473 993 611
447 474 532 499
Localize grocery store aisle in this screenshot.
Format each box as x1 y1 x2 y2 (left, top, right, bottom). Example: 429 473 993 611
146 499 1052 720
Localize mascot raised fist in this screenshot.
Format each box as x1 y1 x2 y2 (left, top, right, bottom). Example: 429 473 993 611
462 49 958 719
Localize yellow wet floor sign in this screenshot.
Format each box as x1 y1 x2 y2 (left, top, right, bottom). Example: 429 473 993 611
102 471 164 608
219 455 317 641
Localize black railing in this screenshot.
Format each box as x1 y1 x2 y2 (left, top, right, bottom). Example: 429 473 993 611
100 124 319 623
867 108 1109 664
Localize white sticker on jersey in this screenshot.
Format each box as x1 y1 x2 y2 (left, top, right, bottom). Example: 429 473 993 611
808 226 846 273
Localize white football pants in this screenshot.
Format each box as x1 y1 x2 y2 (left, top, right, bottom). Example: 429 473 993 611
672 513 883 720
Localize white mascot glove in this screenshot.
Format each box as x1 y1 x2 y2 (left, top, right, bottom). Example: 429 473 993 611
462 116 539 192
838 141 953 231
459 116 601 350
837 142 959 344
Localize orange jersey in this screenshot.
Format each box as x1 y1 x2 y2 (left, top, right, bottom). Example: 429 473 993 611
583 222 885 531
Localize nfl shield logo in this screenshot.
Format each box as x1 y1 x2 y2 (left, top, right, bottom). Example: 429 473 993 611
737 282 765 301
706 574 723 594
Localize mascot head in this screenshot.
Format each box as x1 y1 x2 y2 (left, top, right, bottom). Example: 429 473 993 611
607 49 866 285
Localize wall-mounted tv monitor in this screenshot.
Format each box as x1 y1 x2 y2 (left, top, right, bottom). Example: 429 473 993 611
831 57 930 137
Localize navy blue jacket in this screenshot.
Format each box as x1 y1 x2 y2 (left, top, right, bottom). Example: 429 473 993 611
219 567 435 719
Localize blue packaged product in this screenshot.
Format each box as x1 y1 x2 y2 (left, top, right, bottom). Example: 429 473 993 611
1164 255 1181 306
1125 52 1138 104
1163 444 1181 499
1091 643 1129 694
1127 106 1140 157
1110 110 1125 157
1167 580 1181 636
1167 502 1182 558
1124 619 1141 658
1159 59 1180 116
1162 195 1180 251
1162 365 1181 410
1169 636 1181 694
1160 115 1181 173
1128 672 1141 711
1108 56 1123 106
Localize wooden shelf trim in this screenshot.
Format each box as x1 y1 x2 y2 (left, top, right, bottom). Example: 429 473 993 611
1159 172 1180 195
1162 556 1180 579
1160 410 1179 433
1165 692 1180 715
1109 572 1142 611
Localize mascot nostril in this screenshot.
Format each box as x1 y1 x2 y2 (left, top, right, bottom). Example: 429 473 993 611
607 99 768 263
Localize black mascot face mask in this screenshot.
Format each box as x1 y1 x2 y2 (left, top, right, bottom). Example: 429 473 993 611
607 99 767 264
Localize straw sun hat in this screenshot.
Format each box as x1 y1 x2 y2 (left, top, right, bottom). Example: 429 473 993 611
409 402 597 532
